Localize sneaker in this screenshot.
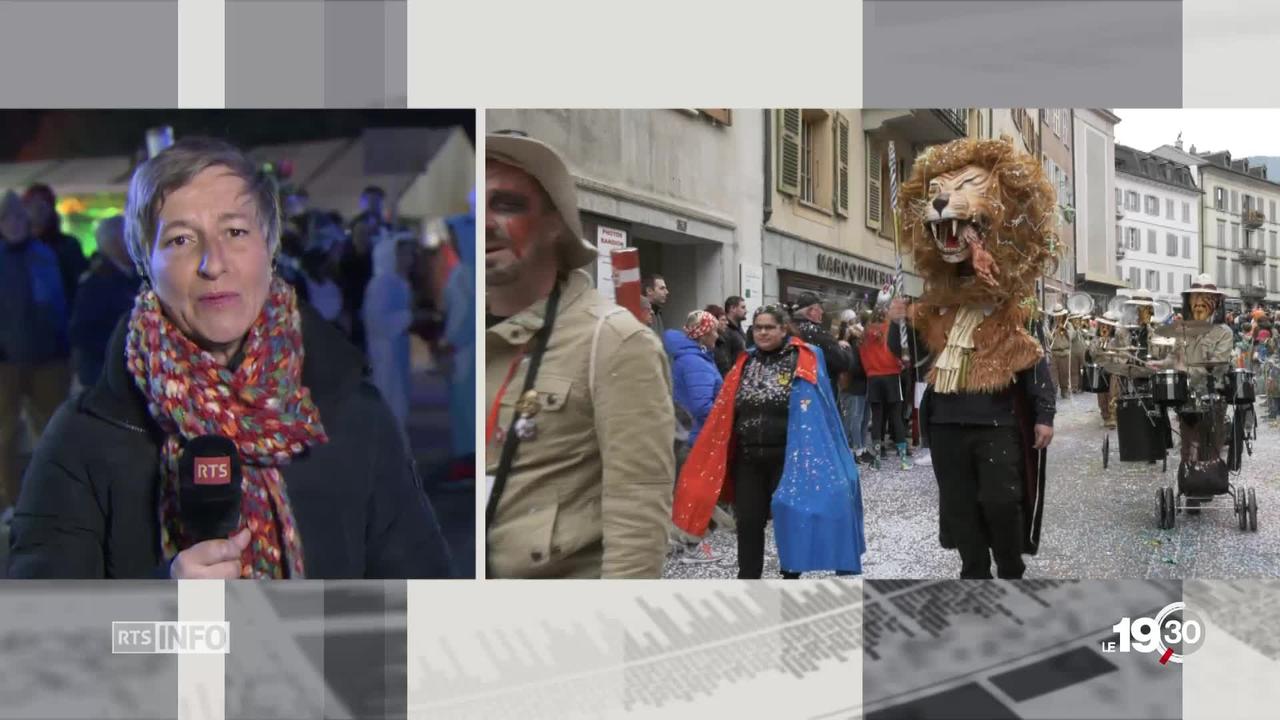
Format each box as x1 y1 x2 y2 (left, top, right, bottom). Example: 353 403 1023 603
678 541 720 564
857 450 876 465
896 442 912 470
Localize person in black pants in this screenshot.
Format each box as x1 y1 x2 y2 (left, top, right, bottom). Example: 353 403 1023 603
859 306 911 470
924 352 1056 579
730 307 801 580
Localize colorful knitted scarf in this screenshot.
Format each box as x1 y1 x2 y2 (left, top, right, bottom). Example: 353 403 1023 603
126 277 328 578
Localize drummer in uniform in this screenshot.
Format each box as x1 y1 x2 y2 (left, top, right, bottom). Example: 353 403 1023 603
1148 274 1233 505
1069 313 1090 394
1086 310 1123 428
1125 288 1174 462
1048 304 1074 400
1126 288 1159 359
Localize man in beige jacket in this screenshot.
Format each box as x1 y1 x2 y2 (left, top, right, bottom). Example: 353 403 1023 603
485 131 675 578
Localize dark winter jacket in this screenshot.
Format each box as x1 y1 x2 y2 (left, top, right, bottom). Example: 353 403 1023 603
717 320 748 374
663 329 723 447
924 355 1056 431
38 229 88 308
733 341 799 456
68 256 140 387
7 305 453 579
0 238 69 364
791 317 852 398
888 320 933 383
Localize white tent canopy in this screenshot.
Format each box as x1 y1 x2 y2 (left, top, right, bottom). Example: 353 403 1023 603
396 127 475 220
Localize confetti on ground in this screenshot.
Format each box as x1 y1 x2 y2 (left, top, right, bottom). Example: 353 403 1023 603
666 392 1280 579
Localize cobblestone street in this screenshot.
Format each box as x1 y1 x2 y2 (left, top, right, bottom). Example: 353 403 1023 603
666 391 1280 579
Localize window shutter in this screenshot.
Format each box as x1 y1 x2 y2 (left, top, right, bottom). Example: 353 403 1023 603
866 133 882 230
835 114 850 217
776 109 801 196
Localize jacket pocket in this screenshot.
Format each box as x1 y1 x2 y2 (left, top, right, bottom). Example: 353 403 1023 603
522 502 559 568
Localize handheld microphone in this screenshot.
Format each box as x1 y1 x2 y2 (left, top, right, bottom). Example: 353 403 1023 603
178 435 243 543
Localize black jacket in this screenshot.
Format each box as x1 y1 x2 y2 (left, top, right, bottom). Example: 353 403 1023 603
923 356 1056 431
7 306 453 579
68 256 140 388
888 320 933 384
718 321 748 375
791 317 852 398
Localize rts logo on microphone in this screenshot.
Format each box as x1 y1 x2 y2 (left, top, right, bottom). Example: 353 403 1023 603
194 456 231 485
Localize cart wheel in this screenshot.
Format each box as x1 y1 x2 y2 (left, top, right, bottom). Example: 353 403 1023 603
1240 488 1250 531
1164 487 1176 529
1102 434 1110 470
1157 487 1168 529
1248 488 1258 532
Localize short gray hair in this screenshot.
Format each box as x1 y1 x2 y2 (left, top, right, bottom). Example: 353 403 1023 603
125 137 280 280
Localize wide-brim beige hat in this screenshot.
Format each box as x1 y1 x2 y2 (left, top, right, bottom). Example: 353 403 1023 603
486 132 596 270
1096 310 1121 326
1049 303 1068 317
1183 272 1225 297
1124 289 1156 307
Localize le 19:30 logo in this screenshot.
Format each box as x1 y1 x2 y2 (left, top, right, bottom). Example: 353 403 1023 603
1102 602 1206 665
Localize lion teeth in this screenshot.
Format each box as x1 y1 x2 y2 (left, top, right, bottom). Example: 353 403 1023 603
952 219 958 237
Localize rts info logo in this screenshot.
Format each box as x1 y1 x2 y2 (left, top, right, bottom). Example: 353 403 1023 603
112 622 230 654
1101 602 1205 665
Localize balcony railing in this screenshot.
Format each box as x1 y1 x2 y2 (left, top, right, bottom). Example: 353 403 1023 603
1241 282 1267 299
1244 208 1266 228
1240 247 1267 264
937 109 968 136
1116 246 1127 259
1115 206 1125 220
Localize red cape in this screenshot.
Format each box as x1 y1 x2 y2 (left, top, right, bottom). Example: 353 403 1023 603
672 338 817 536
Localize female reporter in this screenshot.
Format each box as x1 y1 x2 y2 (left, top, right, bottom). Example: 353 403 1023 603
7 138 452 579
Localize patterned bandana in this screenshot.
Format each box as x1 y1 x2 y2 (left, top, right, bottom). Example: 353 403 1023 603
685 310 717 340
126 277 329 578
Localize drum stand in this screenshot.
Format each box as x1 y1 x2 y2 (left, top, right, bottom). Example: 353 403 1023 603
1102 375 1168 473
1154 381 1259 532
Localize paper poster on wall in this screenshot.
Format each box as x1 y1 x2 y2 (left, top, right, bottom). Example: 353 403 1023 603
740 263 763 320
596 226 628 302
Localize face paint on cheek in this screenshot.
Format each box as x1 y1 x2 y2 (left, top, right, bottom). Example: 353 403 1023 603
499 214 537 259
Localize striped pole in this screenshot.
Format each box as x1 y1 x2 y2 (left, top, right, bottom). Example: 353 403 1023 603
888 141 904 297
612 248 646 324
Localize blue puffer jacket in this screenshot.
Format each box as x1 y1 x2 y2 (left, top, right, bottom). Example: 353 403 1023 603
662 329 723 447
0 238 69 364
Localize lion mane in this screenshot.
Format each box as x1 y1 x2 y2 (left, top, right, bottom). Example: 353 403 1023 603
900 137 1061 392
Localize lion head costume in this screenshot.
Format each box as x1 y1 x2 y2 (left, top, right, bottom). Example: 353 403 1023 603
900 137 1061 393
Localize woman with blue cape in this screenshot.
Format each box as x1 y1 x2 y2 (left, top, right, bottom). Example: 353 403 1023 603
672 305 866 578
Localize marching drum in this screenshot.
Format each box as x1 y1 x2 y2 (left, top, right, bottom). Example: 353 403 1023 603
1226 368 1256 405
1082 363 1110 393
1152 370 1189 406
1117 397 1163 462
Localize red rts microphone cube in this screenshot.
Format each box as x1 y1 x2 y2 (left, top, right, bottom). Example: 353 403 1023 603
194 456 232 485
